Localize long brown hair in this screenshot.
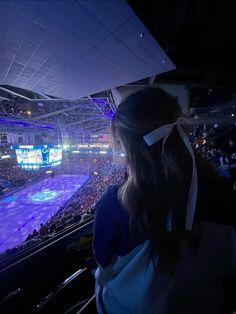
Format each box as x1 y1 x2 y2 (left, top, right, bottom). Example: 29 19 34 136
111 87 235 270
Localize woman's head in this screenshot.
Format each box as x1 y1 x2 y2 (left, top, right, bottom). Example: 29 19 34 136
110 87 235 268
111 87 194 264
111 87 187 185
111 87 182 153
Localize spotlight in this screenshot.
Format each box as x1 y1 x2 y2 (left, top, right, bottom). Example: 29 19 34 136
27 111 31 115
207 88 213 94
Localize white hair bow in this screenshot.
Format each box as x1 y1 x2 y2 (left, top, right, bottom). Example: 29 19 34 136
143 117 197 231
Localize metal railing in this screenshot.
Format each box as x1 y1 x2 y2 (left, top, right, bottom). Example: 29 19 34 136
37 268 87 310
77 294 96 314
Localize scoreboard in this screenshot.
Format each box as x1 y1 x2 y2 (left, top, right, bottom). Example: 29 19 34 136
13 145 62 170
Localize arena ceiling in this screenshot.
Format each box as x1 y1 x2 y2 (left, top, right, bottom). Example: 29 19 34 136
0 0 175 134
3 1 235 135
129 0 236 86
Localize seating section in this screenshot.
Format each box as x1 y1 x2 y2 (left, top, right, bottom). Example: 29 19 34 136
0 220 97 314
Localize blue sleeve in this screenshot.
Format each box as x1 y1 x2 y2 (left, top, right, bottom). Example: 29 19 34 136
93 185 147 268
93 185 124 268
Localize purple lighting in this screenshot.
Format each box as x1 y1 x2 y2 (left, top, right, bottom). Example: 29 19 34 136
105 109 115 119
0 175 88 253
0 118 54 129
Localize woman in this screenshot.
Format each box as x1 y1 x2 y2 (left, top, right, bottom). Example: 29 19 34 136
93 88 235 314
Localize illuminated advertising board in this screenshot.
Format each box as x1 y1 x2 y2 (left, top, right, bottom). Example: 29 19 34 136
14 145 62 170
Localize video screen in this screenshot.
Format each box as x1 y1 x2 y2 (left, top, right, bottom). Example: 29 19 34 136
16 148 43 165
49 147 62 163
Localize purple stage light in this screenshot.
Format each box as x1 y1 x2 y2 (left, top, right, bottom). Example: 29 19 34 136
92 98 109 105
105 109 115 119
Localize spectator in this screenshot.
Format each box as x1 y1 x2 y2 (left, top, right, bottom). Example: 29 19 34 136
25 233 32 242
32 229 39 238
228 138 235 148
72 213 81 223
93 88 236 314
39 223 49 238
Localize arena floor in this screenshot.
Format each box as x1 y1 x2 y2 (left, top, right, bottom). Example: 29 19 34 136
0 174 88 253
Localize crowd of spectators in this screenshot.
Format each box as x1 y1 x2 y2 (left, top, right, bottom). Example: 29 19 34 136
39 155 126 237
0 155 126 259
190 125 236 181
0 158 46 195
1 125 235 258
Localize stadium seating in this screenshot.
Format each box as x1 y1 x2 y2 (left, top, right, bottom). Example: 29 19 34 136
37 268 95 314
0 219 95 314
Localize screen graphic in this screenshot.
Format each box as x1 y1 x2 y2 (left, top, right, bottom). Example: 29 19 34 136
16 148 43 164
15 145 62 170
49 147 62 163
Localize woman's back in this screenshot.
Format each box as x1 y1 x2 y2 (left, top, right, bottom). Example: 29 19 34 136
93 186 235 314
93 88 236 313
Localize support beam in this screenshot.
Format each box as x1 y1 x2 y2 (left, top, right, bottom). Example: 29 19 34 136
149 75 156 85
110 88 123 108
30 102 96 120
88 96 105 115
81 121 108 132
89 126 109 133
66 116 106 127
191 116 236 125
29 97 88 103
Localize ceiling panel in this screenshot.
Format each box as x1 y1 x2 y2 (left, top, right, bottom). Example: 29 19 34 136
96 34 140 67
114 16 164 59
78 0 135 32
0 0 175 100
